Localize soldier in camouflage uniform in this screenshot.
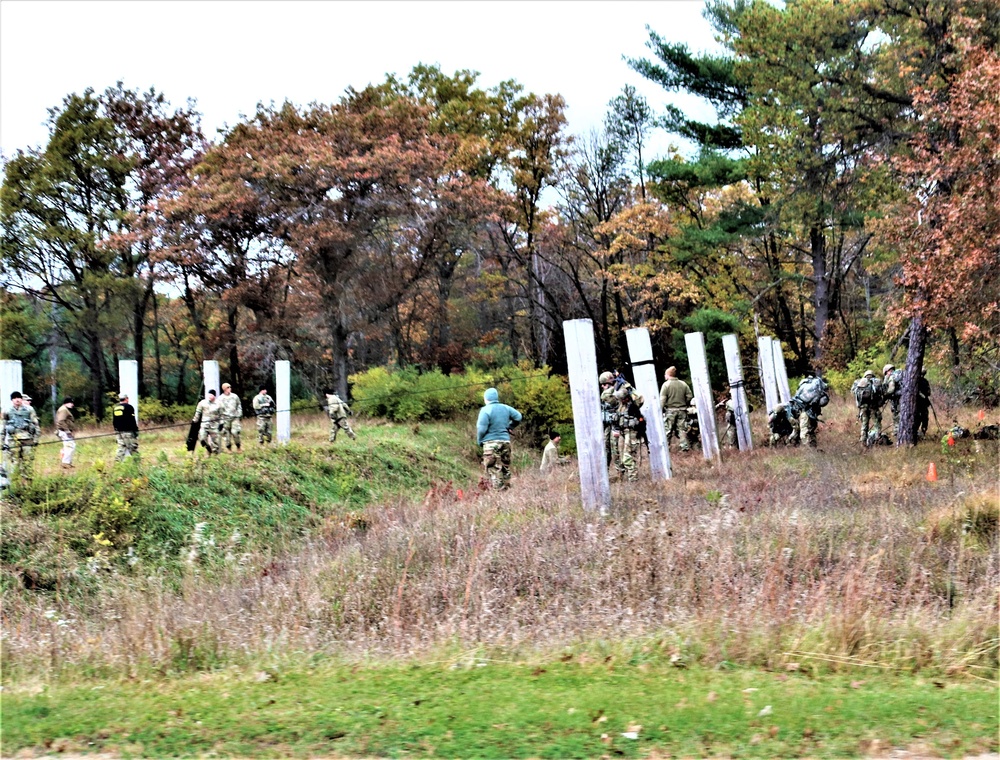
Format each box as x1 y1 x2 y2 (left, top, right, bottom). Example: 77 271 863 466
3 391 41 486
916 369 931 440
791 373 829 448
659 366 693 452
325 391 356 442
851 370 883 446
193 390 221 455
717 396 753 448
218 382 243 452
599 371 622 477
882 363 904 438
613 383 645 482
768 402 799 446
252 387 275 445
112 393 140 462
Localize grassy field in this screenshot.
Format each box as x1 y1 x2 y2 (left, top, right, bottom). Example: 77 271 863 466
1 401 997 757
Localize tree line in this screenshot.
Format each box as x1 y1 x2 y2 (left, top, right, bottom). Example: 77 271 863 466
2 0 997 446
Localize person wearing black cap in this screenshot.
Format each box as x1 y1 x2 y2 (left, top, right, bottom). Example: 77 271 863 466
112 393 139 462
192 390 221 455
55 397 76 468
252 387 275 445
3 391 41 484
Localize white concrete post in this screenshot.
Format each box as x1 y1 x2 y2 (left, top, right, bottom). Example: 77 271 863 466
625 327 671 480
275 361 291 444
563 319 611 515
203 360 220 400
758 336 779 414
684 332 721 462
119 360 139 424
772 340 792 404
722 334 753 451
0 360 23 408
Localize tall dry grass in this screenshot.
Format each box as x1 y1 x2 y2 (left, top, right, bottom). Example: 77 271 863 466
2 400 997 680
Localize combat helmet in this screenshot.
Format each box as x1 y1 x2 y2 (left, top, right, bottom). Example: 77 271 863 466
883 363 895 374
599 371 614 385
864 370 875 378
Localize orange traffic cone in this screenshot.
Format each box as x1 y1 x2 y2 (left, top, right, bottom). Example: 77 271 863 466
926 462 938 482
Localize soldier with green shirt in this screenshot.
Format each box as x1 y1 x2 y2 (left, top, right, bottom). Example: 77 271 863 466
252 387 275 445
218 382 243 452
3 391 40 485
659 366 693 452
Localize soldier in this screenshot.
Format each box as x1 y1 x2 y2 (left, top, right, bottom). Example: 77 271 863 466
717 396 753 448
599 371 621 477
192 390 221 455
916 369 931 440
851 370 883 446
791 372 829 448
613 382 645 483
476 387 522 490
685 402 701 450
252 387 275 445
3 391 41 485
218 382 243 452
882 363 904 437
325 390 356 442
112 393 139 462
659 366 693 452
768 401 799 446
540 430 569 473
55 396 76 468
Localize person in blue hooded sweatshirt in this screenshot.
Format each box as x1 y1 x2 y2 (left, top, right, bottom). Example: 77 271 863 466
476 387 522 490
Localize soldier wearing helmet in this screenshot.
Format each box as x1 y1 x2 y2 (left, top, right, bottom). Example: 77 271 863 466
882 363 904 438
599 371 621 476
612 383 645 482
851 369 883 446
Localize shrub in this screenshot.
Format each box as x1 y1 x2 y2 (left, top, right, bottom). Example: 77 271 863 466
350 366 490 422
138 397 196 425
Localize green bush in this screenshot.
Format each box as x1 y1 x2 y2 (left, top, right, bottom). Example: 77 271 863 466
138 397 196 425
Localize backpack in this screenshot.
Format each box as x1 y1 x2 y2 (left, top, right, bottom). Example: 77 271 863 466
796 376 829 407
853 377 878 407
885 370 903 399
770 407 793 437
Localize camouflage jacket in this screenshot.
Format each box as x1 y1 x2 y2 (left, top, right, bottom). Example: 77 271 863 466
218 392 242 420
252 393 275 417
4 405 40 440
194 398 221 424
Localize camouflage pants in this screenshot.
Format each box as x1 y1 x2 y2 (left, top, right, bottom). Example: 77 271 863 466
615 428 640 482
723 417 737 448
256 416 273 444
888 400 900 438
604 425 624 476
797 409 818 448
482 440 512 490
220 417 242 450
6 435 36 483
329 416 356 442
663 408 690 451
198 422 220 455
859 406 882 445
115 432 138 462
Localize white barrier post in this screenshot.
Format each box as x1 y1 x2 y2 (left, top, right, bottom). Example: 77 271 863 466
563 319 611 515
722 334 753 451
203 361 220 400
0 360 23 407
119 360 139 423
758 336 779 414
685 331 721 462
772 340 792 404
625 327 671 480
275 361 291 444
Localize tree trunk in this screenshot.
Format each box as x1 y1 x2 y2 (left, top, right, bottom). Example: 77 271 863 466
227 305 243 399
811 224 829 363
896 312 926 447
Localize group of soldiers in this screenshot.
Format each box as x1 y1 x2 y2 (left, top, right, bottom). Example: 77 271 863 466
1 383 358 488
849 363 931 446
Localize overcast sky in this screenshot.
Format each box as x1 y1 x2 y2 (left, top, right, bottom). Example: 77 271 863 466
1 0 722 162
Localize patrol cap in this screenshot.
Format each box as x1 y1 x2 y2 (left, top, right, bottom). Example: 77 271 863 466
222 382 231 390
22 394 32 402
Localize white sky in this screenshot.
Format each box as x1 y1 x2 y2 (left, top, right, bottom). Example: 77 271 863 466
1 0 722 162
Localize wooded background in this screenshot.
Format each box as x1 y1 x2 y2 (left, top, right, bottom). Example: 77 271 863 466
2 0 997 446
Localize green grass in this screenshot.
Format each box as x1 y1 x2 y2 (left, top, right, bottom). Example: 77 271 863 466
2 659 995 758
